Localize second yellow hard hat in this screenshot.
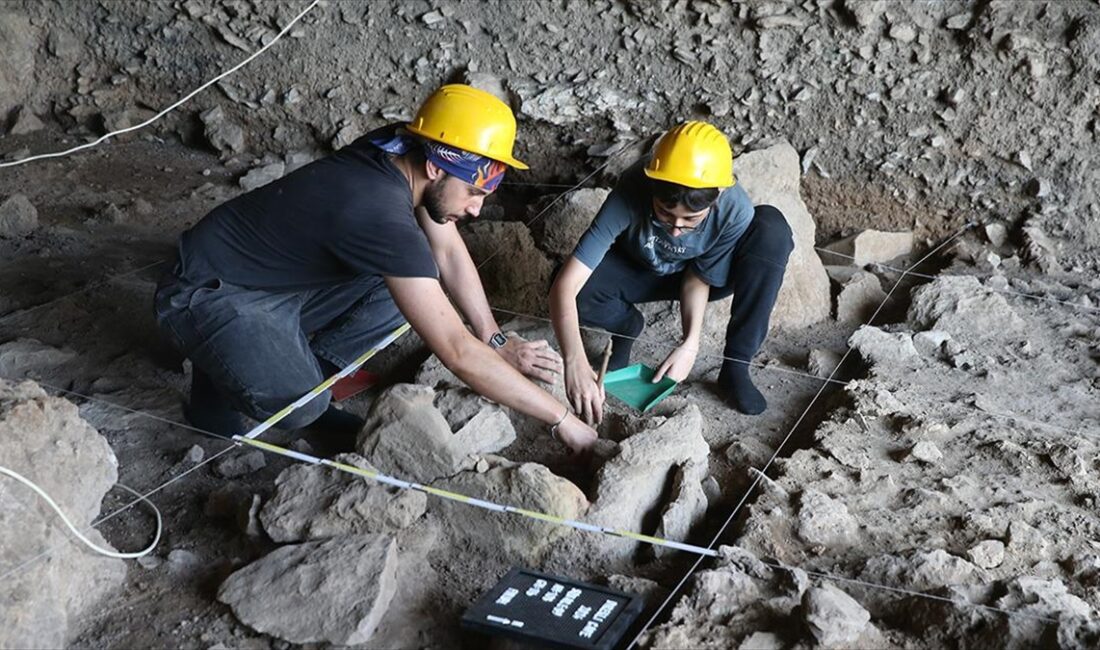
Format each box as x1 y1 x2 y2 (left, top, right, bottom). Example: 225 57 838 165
406 84 529 170
644 121 734 189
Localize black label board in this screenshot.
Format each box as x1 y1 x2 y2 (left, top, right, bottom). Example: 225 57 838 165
461 567 645 650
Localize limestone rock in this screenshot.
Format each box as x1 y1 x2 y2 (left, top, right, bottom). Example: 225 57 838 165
537 188 607 258
239 162 285 191
836 270 887 324
0 338 76 377
909 276 1025 339
0 194 39 238
845 0 888 28
861 549 978 591
213 449 266 478
579 403 709 566
822 230 914 267
802 584 871 646
912 330 951 358
433 461 587 562
358 384 515 482
0 379 125 649
461 220 554 315
9 105 44 135
0 12 37 117
848 325 918 366
807 349 842 378
200 105 246 157
218 534 398 645
981 577 1091 648
653 460 708 557
796 489 859 547
260 454 426 542
732 141 830 330
967 540 1005 569
906 440 943 464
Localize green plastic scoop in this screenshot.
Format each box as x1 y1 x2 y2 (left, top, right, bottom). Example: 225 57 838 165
602 363 678 412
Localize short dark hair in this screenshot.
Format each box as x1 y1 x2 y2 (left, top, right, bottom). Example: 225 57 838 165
648 178 720 212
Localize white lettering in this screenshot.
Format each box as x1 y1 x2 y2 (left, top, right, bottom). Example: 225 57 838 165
525 579 547 597
541 583 564 603
572 605 592 620
579 600 619 639
552 588 584 617
495 587 519 606
580 620 599 639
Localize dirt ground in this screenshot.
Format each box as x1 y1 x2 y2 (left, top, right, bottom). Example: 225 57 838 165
3 0 1100 648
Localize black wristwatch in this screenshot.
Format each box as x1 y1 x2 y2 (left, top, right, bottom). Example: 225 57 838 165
488 331 508 349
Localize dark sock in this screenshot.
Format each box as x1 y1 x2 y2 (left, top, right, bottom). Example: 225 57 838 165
607 310 645 372
308 404 365 437
185 368 244 436
718 361 767 415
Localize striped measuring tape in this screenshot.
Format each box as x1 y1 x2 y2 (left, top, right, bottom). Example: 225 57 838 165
229 321 720 558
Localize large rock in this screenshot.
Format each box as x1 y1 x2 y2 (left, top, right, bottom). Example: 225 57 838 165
836 270 887 324
822 230 914 266
0 379 126 648
218 534 398 645
980 577 1092 649
433 460 588 562
796 489 859 548
848 325 919 367
0 194 39 238
802 584 872 646
908 275 1025 341
357 384 515 482
0 12 37 117
537 188 608 258
653 460 709 558
861 549 978 592
260 453 427 542
462 220 554 315
574 402 709 567
200 105 246 157
732 142 830 330
9 105 45 135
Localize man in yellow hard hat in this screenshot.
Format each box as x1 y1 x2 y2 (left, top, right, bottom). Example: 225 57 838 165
155 84 597 455
550 121 794 420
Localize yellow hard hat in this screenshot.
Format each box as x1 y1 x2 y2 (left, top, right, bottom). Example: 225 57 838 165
644 121 734 188
406 84 529 170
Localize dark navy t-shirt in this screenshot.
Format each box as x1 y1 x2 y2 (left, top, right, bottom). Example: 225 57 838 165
572 158 754 286
176 125 438 291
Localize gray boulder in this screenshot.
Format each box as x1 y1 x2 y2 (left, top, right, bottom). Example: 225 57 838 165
260 453 426 542
0 194 39 238
822 229 914 266
9 105 45 135
200 105 246 157
358 384 516 482
836 270 887 324
908 276 1024 340
796 489 859 548
218 534 398 645
652 460 709 558
848 325 919 366
802 583 872 646
730 141 830 330
238 162 285 191
0 379 126 649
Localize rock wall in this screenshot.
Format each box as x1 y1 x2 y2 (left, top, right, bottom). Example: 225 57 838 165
0 379 126 648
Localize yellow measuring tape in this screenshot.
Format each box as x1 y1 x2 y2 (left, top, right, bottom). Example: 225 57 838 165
233 322 718 558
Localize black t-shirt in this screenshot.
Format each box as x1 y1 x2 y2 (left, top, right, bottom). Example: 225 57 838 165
176 125 438 291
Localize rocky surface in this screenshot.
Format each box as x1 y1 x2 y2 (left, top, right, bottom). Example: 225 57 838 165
0 379 126 649
217 534 399 646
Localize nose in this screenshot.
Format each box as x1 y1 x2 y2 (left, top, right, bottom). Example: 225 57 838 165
466 196 484 218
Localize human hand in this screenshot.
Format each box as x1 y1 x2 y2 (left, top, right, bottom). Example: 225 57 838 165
653 342 698 383
497 335 563 384
564 359 605 425
553 413 598 457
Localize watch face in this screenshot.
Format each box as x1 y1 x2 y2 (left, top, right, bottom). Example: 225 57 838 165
490 332 508 349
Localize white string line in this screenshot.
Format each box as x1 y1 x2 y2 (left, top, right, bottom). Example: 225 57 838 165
626 223 977 648
489 306 850 387
0 0 321 169
17 370 1070 630
0 259 168 327
0 466 162 559
815 247 1100 316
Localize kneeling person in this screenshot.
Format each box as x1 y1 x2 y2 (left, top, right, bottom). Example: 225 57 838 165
550 121 794 422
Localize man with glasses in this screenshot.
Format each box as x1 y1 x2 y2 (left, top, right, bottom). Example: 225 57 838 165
550 121 793 421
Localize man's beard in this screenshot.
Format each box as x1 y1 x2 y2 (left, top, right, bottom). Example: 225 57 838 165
423 178 450 225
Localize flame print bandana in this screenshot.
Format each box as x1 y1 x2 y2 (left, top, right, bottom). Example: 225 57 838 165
369 127 506 192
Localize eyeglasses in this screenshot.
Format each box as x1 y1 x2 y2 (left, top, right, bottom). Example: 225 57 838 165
651 217 703 233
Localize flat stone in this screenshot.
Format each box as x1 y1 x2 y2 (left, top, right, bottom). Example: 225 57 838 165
848 326 919 366
0 194 39 238
802 584 871 645
822 229 914 267
836 270 887 324
907 440 944 464
9 105 45 135
968 540 1005 569
213 450 267 478
889 24 918 43
218 534 398 645
239 162 285 192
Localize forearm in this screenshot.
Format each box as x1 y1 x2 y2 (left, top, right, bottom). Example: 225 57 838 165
448 337 566 423
437 247 499 341
679 270 710 347
550 280 588 366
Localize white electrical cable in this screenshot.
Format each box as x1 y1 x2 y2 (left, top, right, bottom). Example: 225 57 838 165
0 0 321 169
0 465 162 560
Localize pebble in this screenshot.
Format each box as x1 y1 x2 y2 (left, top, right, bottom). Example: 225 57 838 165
968 540 1006 569
183 444 205 464
907 440 944 464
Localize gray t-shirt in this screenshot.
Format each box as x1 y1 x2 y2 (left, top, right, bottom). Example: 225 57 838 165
572 159 755 286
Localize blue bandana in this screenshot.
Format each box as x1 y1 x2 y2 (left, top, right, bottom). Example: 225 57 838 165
370 129 506 191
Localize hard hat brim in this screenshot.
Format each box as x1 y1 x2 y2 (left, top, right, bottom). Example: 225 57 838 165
643 166 735 189
405 124 529 171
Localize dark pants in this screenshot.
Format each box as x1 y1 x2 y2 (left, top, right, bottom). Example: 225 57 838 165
153 272 404 428
576 205 794 367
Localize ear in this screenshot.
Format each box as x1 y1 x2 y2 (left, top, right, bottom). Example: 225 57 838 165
425 159 446 181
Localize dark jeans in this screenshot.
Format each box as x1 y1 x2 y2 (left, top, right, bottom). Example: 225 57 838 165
153 271 404 428
576 204 794 367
